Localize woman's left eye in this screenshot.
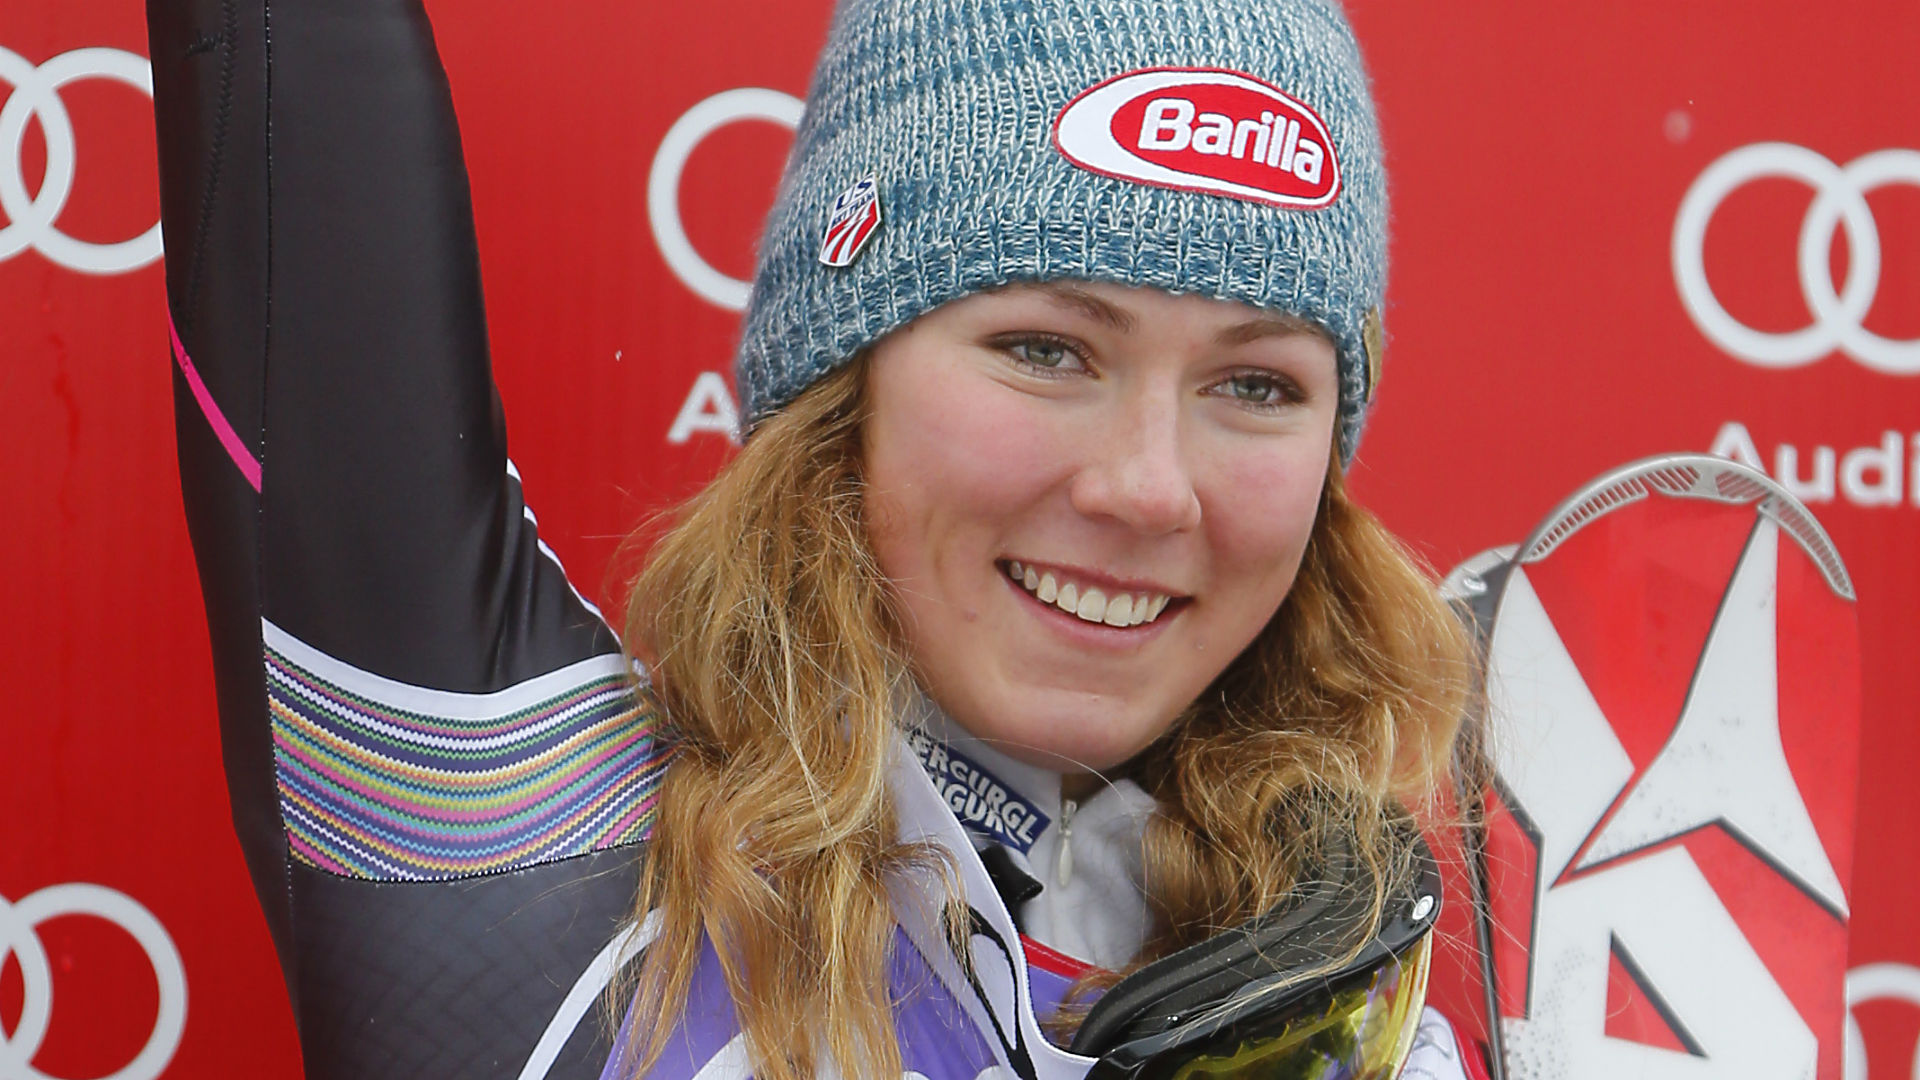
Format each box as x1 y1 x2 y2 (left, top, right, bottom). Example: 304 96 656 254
1213 371 1301 408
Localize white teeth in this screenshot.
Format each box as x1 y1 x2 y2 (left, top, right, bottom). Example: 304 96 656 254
1075 588 1107 623
1006 561 1175 628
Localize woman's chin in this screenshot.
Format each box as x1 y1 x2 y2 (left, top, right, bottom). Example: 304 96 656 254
956 700 1165 775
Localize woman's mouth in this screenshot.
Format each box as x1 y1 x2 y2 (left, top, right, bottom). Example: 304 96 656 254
1000 560 1182 628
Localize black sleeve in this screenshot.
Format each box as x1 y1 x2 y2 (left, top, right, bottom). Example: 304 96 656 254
146 0 661 1073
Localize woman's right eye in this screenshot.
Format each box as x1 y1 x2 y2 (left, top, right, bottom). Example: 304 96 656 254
1001 336 1087 374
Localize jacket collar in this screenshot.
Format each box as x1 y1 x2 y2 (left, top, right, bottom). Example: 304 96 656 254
901 691 1158 971
886 728 1099 1080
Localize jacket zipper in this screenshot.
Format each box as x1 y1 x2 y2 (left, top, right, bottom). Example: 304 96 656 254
1056 797 1078 887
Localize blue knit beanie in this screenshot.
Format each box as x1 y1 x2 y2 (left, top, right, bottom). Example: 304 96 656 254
735 0 1388 463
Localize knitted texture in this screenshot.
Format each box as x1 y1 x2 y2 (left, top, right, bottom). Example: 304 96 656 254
737 0 1388 461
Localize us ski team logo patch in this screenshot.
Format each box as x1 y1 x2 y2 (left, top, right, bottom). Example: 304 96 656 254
1053 67 1341 209
819 175 882 267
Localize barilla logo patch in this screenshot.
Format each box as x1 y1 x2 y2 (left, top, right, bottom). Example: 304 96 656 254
906 730 1051 854
819 175 882 267
1053 68 1341 210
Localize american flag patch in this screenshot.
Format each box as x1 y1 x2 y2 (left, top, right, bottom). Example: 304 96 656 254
819 176 882 267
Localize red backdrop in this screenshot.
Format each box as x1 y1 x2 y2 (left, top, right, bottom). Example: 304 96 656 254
2 0 1915 1075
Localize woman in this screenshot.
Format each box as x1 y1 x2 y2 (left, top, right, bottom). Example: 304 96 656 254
148 0 1474 1075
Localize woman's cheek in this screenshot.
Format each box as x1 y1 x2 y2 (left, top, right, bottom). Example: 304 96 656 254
881 358 1034 478
924 392 1067 513
1203 444 1327 584
866 358 1067 596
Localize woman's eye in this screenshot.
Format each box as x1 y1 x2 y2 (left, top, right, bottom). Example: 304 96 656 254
1003 337 1085 373
1213 371 1302 409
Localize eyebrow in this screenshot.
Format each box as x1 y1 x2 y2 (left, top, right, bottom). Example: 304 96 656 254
1213 312 1333 348
1027 281 1331 347
1031 282 1138 333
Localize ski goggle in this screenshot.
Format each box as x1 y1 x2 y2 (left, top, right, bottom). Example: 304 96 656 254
1071 828 1441 1080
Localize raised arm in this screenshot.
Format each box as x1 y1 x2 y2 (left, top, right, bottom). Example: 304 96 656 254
147 0 660 1073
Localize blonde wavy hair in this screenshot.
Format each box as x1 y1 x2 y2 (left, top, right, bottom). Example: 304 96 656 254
619 353 1472 1080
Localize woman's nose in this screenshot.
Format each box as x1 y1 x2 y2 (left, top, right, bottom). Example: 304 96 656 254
1067 395 1203 535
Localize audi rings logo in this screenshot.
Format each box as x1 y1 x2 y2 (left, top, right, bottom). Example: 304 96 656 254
1674 142 1920 375
0 45 162 275
646 87 803 311
0 883 186 1080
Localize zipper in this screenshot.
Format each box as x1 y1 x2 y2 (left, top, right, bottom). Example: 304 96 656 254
1056 797 1078 887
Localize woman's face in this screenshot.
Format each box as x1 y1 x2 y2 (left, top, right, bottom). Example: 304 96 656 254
863 281 1341 773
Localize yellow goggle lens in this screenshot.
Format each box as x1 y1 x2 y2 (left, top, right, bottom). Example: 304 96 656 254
1163 935 1435 1080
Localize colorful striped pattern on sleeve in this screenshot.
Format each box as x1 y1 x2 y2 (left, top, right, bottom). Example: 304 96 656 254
262 620 668 880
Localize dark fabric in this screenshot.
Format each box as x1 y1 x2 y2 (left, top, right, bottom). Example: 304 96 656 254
291 854 638 1077
147 0 646 1072
979 842 1045 932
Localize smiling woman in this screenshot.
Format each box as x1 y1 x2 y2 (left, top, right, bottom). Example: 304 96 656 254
617 5 1484 1074
149 0 1479 1073
863 283 1342 773
629 288 1473 1080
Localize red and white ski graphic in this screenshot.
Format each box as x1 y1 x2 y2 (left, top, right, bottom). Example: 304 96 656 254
1432 455 1860 1080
